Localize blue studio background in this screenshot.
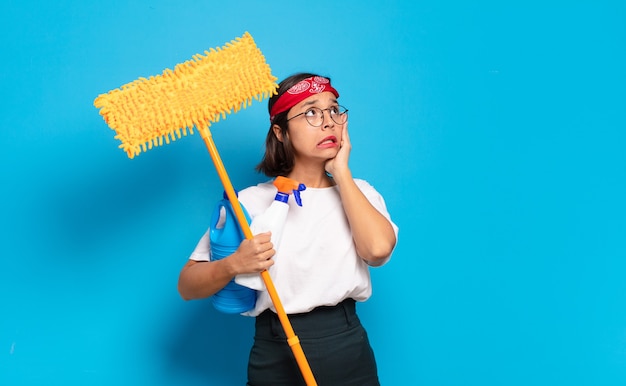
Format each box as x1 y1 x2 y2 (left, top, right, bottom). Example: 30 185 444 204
2 1 625 385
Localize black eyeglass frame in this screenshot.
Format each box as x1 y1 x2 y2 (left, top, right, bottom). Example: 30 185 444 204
285 105 349 127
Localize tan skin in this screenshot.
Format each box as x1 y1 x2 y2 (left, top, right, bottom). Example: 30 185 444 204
178 92 396 300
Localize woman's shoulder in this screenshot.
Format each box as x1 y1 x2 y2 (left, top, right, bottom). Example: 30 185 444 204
240 180 275 194
238 180 276 216
353 178 377 192
352 178 389 202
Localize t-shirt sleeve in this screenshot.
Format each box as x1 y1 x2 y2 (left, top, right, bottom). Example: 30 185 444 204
189 229 211 262
355 179 400 238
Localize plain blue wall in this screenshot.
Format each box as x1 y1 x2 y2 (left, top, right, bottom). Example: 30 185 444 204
2 1 625 385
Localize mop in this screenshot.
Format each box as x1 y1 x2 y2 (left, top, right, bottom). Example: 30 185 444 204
94 32 317 386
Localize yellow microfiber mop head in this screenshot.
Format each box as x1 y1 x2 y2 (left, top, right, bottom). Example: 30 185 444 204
94 32 278 158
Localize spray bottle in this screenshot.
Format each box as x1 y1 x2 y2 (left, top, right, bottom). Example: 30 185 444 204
209 190 256 314
235 176 306 291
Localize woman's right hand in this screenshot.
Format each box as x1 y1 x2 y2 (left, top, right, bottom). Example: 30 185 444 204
178 232 275 301
228 232 275 275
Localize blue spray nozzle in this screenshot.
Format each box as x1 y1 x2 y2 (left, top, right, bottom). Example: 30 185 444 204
293 183 306 207
273 177 307 207
275 192 289 203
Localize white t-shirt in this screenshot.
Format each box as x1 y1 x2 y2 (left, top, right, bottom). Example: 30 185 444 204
189 178 399 316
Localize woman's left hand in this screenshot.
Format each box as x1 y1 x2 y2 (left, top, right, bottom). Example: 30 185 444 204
325 122 351 178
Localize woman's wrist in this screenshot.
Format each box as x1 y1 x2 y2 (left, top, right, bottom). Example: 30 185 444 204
330 167 353 186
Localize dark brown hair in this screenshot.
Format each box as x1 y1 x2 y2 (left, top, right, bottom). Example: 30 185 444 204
256 72 329 177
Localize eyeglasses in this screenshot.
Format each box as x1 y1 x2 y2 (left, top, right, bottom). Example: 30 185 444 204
286 105 349 127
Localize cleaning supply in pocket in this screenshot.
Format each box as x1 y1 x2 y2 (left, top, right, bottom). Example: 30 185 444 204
209 191 256 313
235 177 306 290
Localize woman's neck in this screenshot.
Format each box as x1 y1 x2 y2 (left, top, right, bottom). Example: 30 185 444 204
287 165 334 189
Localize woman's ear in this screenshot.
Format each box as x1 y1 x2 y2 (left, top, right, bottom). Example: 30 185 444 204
272 124 284 143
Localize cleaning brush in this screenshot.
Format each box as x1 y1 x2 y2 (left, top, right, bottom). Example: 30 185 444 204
94 32 318 386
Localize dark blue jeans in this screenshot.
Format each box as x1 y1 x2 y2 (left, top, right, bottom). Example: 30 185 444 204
247 299 380 386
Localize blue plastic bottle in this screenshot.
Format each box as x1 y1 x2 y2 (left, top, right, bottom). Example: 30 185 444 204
209 191 256 314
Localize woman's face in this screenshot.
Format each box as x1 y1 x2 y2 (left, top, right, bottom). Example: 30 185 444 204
275 91 344 165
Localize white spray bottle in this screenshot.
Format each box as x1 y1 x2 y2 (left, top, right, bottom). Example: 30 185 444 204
235 176 306 291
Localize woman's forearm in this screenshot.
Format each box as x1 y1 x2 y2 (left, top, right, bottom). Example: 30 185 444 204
334 170 396 265
178 232 276 300
177 259 236 300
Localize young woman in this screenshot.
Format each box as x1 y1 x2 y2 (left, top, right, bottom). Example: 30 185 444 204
178 73 398 385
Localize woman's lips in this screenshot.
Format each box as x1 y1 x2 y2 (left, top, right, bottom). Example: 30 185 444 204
317 136 338 148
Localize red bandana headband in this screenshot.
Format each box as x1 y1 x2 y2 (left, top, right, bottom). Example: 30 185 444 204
269 76 339 121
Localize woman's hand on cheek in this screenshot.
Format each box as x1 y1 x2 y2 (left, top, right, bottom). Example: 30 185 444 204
325 122 352 179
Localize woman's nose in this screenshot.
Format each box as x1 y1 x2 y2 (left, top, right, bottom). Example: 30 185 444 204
321 110 335 130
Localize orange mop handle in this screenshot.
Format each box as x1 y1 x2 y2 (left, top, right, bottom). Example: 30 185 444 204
200 127 317 386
